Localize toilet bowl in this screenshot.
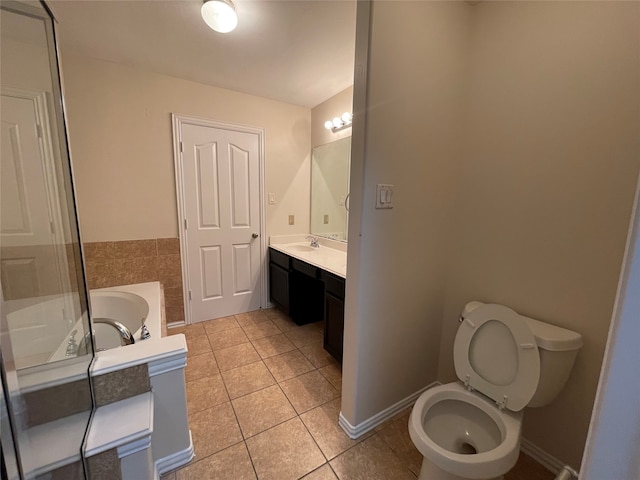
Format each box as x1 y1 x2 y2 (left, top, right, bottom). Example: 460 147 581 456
409 302 582 480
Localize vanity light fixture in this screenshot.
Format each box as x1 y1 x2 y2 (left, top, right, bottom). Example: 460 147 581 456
201 0 238 33
324 112 353 133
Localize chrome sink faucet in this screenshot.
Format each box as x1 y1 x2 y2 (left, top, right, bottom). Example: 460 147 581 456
306 235 320 248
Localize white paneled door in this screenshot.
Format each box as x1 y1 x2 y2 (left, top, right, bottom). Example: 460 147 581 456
177 119 264 323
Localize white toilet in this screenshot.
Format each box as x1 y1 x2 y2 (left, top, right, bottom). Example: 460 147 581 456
409 302 582 480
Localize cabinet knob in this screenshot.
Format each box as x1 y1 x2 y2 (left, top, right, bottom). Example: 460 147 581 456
252 233 259 239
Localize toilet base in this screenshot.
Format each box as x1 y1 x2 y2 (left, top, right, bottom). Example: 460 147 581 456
418 457 503 480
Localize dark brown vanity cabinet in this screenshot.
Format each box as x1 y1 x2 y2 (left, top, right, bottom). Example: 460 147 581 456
269 249 291 314
268 247 345 361
322 271 345 362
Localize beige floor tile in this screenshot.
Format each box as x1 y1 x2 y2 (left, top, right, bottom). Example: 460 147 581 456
299 343 337 369
176 442 256 480
377 417 423 476
235 310 270 327
172 323 205 339
374 406 413 433
504 452 555 480
203 315 240 335
318 363 342 393
214 342 261 372
232 385 296 438
280 370 340 414
269 314 299 332
221 361 275 399
185 334 212 357
242 319 281 340
329 434 416 480
245 418 326 480
262 307 286 319
188 402 243 458
301 464 338 480
185 352 219 382
300 398 369 461
207 327 250 350
263 349 315 382
285 325 324 348
160 472 176 480
252 333 297 359
186 374 229 414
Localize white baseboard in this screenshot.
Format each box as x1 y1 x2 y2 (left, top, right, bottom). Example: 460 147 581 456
520 437 576 476
155 430 194 475
338 381 440 439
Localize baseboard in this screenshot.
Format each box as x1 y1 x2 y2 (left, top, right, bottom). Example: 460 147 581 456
520 437 575 475
155 430 194 475
338 381 440 439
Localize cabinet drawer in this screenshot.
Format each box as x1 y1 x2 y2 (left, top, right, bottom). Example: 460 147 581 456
323 272 345 300
269 248 291 270
292 258 320 279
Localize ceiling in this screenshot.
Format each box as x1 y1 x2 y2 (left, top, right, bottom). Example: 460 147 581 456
50 0 357 108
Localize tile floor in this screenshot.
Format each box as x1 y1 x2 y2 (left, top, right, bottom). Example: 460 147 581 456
161 308 555 480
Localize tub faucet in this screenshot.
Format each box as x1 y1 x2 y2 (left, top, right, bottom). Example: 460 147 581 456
94 318 135 346
65 330 78 356
306 235 320 248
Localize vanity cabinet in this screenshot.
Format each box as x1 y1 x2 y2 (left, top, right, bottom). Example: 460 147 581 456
269 249 291 314
322 272 345 362
268 247 345 361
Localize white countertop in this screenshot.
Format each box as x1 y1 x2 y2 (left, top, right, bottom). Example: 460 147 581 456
269 235 347 278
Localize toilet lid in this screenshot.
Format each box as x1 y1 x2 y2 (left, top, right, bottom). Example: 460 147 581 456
454 304 540 412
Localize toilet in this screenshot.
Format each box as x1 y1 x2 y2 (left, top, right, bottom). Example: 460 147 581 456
409 302 583 480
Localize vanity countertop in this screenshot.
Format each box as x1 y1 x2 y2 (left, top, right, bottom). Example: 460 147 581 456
270 235 347 278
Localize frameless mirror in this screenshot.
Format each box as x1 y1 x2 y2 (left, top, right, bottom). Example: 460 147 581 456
310 136 351 241
1 1 93 478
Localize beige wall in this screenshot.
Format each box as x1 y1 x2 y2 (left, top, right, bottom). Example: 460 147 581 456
440 1 640 467
61 54 311 242
342 0 471 425
345 0 640 470
311 86 354 148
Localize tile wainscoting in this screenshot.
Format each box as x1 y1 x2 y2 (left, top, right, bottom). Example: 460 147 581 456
83 238 185 324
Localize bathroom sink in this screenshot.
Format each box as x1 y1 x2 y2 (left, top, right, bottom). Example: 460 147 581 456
287 244 317 253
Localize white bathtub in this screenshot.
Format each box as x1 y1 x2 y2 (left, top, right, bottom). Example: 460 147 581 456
91 291 150 351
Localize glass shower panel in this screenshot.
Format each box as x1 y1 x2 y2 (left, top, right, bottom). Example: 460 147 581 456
0 1 93 478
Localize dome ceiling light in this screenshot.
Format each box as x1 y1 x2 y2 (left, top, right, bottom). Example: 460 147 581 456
201 0 238 33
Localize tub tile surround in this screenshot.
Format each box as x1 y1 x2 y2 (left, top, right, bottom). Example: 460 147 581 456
162 308 554 480
92 364 152 407
83 238 185 323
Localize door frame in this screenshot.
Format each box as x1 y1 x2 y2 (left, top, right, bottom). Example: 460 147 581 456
171 113 267 325
1 86 71 299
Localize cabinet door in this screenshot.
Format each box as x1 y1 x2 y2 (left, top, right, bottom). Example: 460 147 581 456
269 263 290 313
290 269 324 325
324 292 344 362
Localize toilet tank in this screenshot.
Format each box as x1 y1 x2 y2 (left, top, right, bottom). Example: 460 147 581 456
520 314 582 407
461 302 583 408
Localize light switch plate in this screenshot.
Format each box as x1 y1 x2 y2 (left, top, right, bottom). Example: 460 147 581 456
376 184 394 209
268 193 276 205
288 215 295 225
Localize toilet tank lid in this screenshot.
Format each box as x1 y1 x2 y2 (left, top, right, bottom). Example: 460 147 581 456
521 316 583 352
462 302 583 352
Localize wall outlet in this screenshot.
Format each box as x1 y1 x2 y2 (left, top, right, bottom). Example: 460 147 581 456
324 215 329 224
288 215 295 225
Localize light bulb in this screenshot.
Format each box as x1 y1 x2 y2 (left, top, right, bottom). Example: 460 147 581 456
341 112 352 124
324 120 334 131
201 0 238 33
332 117 343 129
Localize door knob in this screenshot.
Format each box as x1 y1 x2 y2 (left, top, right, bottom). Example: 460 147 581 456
252 233 259 238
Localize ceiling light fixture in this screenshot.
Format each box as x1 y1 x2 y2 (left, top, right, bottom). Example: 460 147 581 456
324 112 353 133
201 0 238 33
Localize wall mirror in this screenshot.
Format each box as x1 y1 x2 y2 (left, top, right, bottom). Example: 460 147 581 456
1 1 94 478
310 136 351 241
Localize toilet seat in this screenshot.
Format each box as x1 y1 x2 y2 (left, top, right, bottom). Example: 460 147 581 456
454 304 540 412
